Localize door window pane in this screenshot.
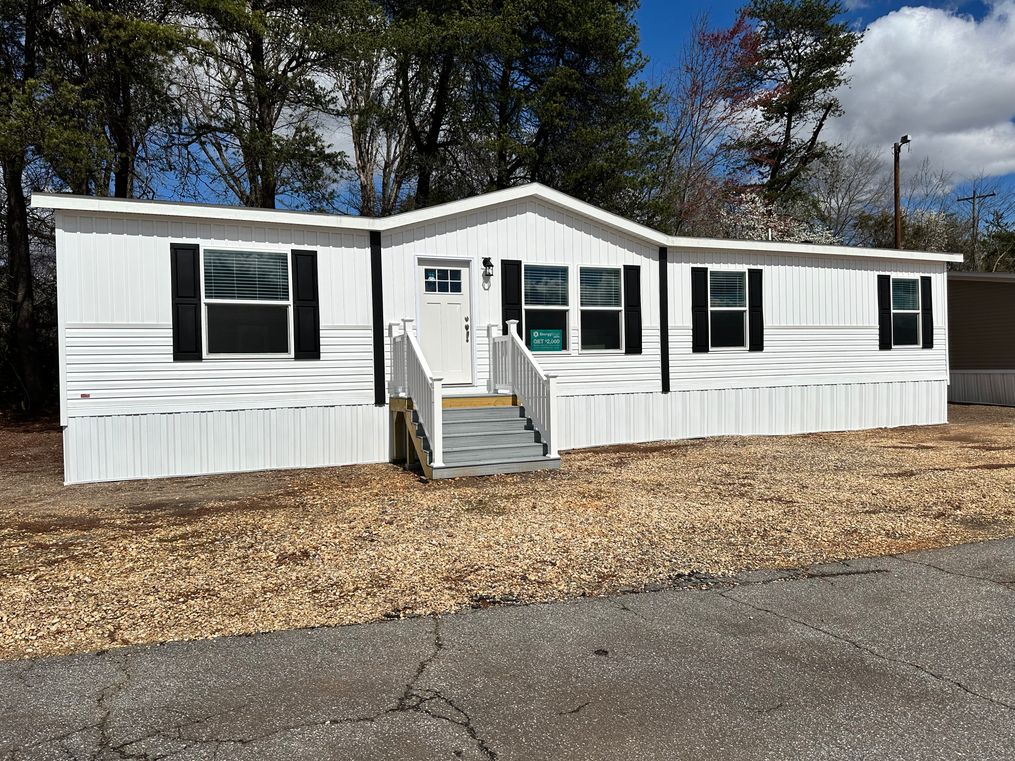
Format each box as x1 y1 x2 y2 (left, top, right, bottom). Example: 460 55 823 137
424 267 462 293
524 309 568 351
207 304 289 353
710 310 746 348
580 310 621 350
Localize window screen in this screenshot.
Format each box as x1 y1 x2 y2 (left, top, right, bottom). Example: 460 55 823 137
204 250 289 301
206 304 289 354
892 279 919 311
580 268 621 307
710 271 746 308
524 265 569 306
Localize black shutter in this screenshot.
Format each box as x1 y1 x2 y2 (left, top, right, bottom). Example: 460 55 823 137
921 275 933 349
370 231 385 406
501 259 523 334
623 265 642 354
748 268 764 352
658 248 669 393
291 250 320 360
878 274 892 350
170 243 201 361
691 267 709 353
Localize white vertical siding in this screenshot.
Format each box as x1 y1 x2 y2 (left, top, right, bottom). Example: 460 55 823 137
383 199 662 394
949 370 1015 406
558 380 948 451
63 405 390 484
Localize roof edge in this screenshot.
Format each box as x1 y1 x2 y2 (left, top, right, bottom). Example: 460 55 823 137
31 186 963 264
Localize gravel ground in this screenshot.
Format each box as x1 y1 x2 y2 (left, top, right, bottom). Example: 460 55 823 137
3 404 1015 662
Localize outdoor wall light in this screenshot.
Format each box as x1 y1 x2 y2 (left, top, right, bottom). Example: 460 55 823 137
482 257 494 278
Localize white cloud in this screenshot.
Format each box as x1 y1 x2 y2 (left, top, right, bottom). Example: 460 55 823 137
827 1 1015 180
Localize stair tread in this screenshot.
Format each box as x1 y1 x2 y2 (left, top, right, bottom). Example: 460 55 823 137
444 429 535 438
443 441 543 453
434 455 559 467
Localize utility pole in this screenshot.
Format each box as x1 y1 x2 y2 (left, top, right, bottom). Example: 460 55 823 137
893 135 911 249
957 190 996 269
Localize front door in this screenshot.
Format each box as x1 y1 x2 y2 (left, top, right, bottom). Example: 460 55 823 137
419 262 472 385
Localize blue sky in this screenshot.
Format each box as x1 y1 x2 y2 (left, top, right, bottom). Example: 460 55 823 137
635 0 1015 199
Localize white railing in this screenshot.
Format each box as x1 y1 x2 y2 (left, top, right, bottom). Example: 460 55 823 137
487 320 559 458
390 319 444 467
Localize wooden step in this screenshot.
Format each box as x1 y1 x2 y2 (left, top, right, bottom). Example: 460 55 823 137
441 394 517 409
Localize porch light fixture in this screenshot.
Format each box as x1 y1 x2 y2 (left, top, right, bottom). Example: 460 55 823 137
482 257 494 278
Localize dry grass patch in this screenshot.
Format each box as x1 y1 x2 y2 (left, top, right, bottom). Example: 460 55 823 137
3 404 1015 660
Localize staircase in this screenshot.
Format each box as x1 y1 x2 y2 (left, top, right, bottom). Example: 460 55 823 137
419 397 559 478
389 319 561 480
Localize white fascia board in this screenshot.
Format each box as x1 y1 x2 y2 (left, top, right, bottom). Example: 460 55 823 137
30 192 378 232
667 235 964 264
32 185 963 264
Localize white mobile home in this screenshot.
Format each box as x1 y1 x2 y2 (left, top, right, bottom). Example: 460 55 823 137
34 184 961 484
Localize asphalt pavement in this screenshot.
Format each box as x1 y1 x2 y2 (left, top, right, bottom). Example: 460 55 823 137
3 538 1014 760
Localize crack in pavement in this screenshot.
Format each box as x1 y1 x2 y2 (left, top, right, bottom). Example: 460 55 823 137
892 555 1015 592
719 590 1015 713
76 616 498 760
557 701 591 716
391 617 498 760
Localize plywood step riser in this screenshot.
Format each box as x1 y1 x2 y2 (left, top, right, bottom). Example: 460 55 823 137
442 395 517 409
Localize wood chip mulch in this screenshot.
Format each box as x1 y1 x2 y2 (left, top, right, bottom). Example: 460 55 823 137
3 404 1015 661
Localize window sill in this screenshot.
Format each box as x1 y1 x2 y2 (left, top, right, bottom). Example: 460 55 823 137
202 353 295 361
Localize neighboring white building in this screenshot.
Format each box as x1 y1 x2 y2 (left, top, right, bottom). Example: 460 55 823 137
33 184 960 484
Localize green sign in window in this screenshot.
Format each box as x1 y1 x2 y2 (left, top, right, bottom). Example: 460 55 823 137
529 329 563 352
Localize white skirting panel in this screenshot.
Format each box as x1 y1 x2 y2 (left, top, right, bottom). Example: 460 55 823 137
949 371 1015 406
558 380 949 451
63 405 390 484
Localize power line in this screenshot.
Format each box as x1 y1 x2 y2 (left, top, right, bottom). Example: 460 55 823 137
957 190 996 267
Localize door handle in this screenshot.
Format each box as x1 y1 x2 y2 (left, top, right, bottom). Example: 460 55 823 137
465 319 470 343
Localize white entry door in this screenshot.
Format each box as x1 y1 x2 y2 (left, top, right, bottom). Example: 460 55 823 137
419 262 472 385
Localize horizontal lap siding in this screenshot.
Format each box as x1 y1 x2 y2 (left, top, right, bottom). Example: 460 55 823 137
63 406 390 484
58 213 374 419
949 371 1015 406
559 381 948 450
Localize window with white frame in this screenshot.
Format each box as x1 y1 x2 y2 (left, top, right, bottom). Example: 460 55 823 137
891 277 921 346
423 267 462 293
203 250 291 355
523 264 569 352
709 270 747 349
579 267 622 351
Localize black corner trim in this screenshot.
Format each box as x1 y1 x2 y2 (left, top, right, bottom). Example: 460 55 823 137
878 274 892 350
170 242 202 361
921 275 933 349
370 231 385 405
748 268 763 352
501 259 523 335
658 248 669 392
691 267 709 353
291 250 320 360
623 265 642 355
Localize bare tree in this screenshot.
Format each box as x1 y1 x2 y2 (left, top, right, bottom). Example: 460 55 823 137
329 9 409 216
652 12 759 234
803 143 888 244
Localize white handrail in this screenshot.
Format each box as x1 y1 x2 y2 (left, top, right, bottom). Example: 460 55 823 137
390 319 444 467
488 320 559 458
